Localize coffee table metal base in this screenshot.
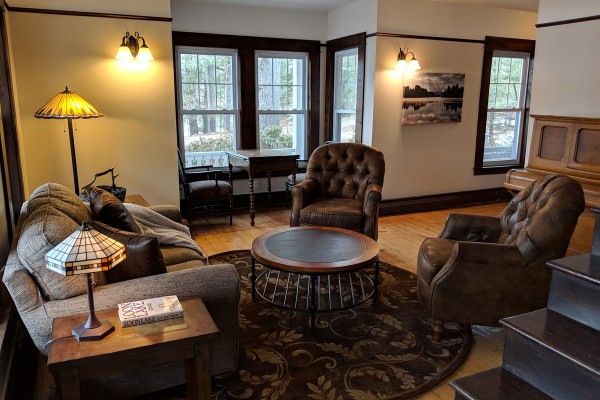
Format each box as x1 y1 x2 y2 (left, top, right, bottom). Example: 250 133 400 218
251 257 379 335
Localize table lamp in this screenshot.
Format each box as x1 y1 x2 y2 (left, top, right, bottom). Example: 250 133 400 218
34 87 103 195
45 222 126 341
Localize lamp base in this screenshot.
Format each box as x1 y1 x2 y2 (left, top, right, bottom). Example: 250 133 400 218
72 319 115 341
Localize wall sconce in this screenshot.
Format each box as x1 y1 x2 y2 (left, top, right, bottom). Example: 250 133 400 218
115 32 154 61
396 48 421 73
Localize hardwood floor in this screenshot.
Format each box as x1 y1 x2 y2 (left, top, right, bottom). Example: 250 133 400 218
191 202 508 400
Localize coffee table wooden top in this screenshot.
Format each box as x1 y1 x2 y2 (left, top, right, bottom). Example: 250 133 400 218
251 226 379 273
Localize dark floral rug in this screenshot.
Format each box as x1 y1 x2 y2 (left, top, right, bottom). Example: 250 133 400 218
207 250 472 400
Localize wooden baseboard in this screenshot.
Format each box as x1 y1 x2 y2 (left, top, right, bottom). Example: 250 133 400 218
379 187 511 215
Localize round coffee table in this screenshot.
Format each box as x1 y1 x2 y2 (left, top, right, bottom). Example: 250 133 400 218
251 226 380 334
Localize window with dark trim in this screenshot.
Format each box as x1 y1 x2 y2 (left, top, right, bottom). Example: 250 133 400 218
173 32 321 163
325 33 366 143
474 36 535 175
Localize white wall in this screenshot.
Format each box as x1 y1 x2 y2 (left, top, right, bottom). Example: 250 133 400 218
171 0 327 40
530 0 600 117
327 0 378 40
369 0 537 199
8 1 179 205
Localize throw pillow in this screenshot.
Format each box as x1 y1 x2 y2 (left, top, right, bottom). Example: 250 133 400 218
27 182 91 223
89 187 141 233
17 205 89 300
90 221 167 283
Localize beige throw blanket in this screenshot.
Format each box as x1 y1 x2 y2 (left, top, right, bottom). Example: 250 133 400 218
124 203 208 263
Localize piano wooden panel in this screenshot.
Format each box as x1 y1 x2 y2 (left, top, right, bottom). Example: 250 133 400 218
505 115 600 254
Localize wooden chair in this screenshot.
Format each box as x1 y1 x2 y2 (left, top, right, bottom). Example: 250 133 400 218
178 150 233 225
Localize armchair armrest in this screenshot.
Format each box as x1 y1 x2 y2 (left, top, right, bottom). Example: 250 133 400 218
148 205 184 224
290 179 320 226
428 242 535 325
363 184 383 240
439 213 502 242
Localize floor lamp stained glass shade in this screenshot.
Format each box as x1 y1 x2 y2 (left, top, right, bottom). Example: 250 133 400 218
45 222 126 341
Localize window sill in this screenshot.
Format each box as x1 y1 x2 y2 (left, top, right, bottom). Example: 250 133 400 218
473 164 523 176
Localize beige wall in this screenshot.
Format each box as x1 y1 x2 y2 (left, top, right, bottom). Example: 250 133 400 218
367 0 537 199
530 0 600 118
8 9 179 205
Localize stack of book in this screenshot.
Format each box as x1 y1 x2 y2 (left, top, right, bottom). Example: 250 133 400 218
117 295 184 327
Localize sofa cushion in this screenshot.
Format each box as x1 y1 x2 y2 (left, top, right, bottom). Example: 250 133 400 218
299 197 364 231
27 182 91 223
17 205 89 300
89 187 141 233
90 221 167 283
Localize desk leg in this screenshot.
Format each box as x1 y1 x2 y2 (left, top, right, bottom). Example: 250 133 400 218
267 170 272 206
56 368 81 400
249 177 256 226
185 342 211 400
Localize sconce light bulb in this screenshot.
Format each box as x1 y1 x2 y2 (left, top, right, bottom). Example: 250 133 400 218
136 45 154 62
396 59 408 72
116 44 134 61
409 58 421 71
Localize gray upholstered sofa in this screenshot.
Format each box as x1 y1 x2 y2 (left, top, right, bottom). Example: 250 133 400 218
2 183 240 398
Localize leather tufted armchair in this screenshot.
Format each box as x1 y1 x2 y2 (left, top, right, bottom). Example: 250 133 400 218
290 142 385 240
417 174 585 341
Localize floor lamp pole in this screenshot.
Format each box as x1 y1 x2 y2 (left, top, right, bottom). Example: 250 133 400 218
67 118 79 195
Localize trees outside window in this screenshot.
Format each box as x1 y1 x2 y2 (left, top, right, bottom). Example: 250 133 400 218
325 33 365 143
176 47 238 167
474 36 535 175
173 32 320 162
333 48 358 142
256 53 307 156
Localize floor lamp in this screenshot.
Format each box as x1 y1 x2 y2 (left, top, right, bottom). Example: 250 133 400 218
34 87 103 195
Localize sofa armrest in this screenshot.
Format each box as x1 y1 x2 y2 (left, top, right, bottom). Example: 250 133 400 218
148 205 184 224
290 179 320 226
23 263 240 355
439 213 502 242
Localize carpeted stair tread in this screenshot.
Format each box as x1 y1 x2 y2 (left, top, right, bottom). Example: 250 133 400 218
450 368 552 400
547 253 600 285
501 309 600 376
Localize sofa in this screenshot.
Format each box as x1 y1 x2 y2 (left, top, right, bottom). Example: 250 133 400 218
2 183 240 398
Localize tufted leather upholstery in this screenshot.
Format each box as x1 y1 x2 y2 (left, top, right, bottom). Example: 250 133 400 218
290 143 385 239
417 174 585 333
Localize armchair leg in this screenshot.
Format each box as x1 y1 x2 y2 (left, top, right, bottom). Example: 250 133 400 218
433 320 444 343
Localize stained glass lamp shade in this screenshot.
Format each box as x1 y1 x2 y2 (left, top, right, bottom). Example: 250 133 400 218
45 222 126 341
34 87 103 195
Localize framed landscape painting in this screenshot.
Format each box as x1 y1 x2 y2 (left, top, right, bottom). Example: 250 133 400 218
402 72 465 124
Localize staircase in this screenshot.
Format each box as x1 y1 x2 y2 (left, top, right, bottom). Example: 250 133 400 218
450 209 600 399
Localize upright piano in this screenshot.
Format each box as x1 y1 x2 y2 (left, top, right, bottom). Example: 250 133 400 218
504 115 600 254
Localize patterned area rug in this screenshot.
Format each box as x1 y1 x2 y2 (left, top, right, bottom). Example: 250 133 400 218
208 250 472 400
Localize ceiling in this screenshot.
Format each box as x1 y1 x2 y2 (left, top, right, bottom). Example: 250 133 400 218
181 0 539 12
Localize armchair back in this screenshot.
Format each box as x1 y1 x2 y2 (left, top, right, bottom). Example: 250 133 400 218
499 174 585 262
306 143 385 201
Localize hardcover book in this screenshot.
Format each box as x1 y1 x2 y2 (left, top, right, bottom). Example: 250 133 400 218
117 295 184 327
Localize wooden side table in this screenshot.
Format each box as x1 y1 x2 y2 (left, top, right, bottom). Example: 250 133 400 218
48 297 218 400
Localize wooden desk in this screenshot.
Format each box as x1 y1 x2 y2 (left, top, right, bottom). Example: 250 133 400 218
226 149 299 226
48 297 218 400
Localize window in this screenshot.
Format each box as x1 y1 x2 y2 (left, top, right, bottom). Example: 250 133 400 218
173 32 321 161
325 33 366 143
333 48 358 142
474 36 535 175
256 52 307 156
176 47 239 168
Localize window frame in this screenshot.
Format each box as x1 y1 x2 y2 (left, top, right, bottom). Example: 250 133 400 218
175 46 240 165
325 33 366 143
255 50 309 156
173 32 321 159
474 36 535 175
